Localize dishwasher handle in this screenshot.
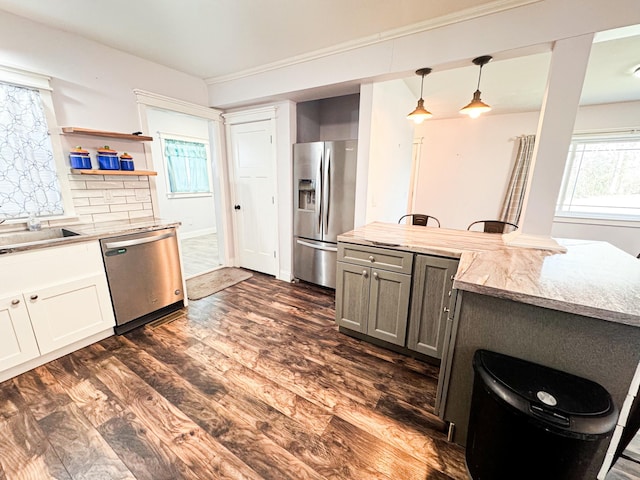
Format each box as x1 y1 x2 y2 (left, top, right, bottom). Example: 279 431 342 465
104 231 174 249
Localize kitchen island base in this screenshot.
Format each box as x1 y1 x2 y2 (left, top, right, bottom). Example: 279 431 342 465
442 291 640 480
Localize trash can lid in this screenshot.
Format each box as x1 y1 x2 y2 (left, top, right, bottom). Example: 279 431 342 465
474 350 613 417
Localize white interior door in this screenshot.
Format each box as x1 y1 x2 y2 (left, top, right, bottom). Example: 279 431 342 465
229 120 277 275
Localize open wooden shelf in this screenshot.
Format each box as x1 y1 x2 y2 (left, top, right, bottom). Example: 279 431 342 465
62 127 153 142
70 169 157 176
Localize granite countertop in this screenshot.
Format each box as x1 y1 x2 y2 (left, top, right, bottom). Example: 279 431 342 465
0 217 180 254
338 222 640 327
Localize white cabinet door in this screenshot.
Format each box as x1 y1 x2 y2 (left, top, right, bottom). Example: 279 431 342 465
25 274 114 355
0 294 40 371
228 119 277 275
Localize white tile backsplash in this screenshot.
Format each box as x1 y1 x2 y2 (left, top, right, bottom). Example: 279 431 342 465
69 174 154 223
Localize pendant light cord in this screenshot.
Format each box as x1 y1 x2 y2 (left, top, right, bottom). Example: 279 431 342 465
476 64 484 91
419 73 425 99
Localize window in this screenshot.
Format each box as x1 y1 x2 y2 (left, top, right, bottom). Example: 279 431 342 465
556 135 640 221
0 81 63 219
160 135 212 197
0 65 72 221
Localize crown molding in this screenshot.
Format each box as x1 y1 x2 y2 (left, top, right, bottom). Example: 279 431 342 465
205 0 541 85
133 89 222 120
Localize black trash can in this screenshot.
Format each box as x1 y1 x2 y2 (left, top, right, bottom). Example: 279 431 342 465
466 350 618 480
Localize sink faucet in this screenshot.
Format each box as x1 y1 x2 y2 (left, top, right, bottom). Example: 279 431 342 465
27 213 42 231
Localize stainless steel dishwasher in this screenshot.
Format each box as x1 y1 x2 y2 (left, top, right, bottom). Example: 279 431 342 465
100 227 184 334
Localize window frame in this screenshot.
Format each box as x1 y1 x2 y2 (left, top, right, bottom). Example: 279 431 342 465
0 65 75 223
159 133 214 199
555 132 640 225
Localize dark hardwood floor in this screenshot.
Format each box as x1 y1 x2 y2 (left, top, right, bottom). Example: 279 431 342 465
0 272 637 479
0 273 466 479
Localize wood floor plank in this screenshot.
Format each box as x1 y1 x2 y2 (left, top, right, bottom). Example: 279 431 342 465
122 328 229 400
319 415 430 480
203 315 384 407
110 343 328 480
92 356 263 480
332 395 467 478
38 402 136 479
0 410 72 480
98 409 201 480
186 341 333 435
12 366 72 421
45 355 125 428
375 393 446 438
214 389 336 473
0 380 26 421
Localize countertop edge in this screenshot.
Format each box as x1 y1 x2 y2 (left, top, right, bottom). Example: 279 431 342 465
453 279 639 327
0 218 181 255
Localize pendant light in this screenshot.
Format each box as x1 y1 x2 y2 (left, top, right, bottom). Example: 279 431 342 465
407 68 433 124
460 55 492 119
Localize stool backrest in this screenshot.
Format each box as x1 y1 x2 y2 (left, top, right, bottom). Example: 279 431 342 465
398 214 441 227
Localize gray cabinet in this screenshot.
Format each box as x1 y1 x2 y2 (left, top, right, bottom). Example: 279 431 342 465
336 244 413 346
407 255 458 359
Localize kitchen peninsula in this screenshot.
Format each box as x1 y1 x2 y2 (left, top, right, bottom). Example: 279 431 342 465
337 222 640 479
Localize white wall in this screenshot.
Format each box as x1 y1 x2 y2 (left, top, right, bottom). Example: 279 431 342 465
411 102 639 254
413 111 540 230
145 108 217 236
0 10 208 135
275 101 296 281
364 80 416 224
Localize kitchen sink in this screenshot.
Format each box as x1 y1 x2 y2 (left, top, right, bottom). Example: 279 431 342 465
0 227 81 247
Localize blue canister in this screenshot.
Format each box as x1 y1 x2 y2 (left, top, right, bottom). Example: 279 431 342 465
119 153 134 171
97 146 120 170
69 147 91 169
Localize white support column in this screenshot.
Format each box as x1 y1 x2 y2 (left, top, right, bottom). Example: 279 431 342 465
504 34 594 250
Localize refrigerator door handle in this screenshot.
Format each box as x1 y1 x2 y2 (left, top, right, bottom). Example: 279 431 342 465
324 147 331 234
296 239 338 252
317 152 323 235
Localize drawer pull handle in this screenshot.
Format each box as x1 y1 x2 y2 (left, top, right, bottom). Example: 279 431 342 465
373 272 378 279
368 255 375 262
30 294 38 301
443 307 450 313
362 270 368 278
11 299 20 305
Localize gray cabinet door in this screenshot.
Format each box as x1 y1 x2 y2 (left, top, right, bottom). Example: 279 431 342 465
366 268 411 346
335 262 370 333
407 255 459 358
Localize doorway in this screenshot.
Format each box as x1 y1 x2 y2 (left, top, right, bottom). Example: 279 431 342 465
145 107 222 278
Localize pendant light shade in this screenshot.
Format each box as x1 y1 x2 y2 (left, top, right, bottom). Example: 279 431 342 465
407 68 433 124
460 55 492 119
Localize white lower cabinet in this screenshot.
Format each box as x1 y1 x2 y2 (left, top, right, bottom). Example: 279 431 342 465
0 294 40 371
0 241 115 379
25 274 114 355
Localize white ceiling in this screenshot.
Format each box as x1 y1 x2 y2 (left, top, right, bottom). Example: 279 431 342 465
0 0 504 80
1 1 639 116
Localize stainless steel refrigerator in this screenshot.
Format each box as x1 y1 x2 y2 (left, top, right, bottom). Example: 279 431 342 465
293 140 357 288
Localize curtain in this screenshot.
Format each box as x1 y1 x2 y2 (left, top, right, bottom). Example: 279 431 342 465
500 134 536 226
163 138 210 193
0 82 63 218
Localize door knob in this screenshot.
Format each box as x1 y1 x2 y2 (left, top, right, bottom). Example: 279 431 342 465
362 270 368 278
373 272 378 279
234 205 241 210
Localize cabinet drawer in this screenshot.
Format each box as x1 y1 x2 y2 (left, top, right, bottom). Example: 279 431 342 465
338 243 413 274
